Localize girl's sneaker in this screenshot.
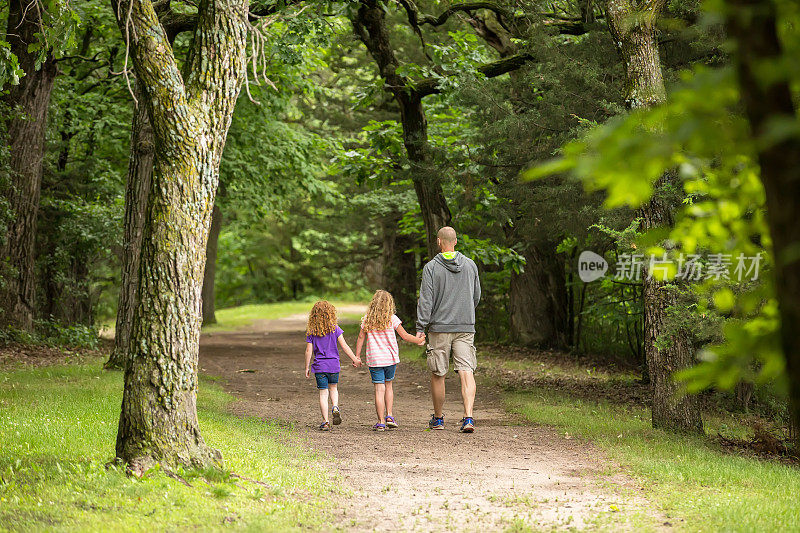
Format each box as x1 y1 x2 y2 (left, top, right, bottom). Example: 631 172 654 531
373 423 386 432
385 415 398 429
332 406 342 425
319 421 331 431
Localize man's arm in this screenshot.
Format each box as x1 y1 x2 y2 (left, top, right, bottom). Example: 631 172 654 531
473 263 482 308
416 264 434 333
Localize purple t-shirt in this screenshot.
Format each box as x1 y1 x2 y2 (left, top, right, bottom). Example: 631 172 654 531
306 325 344 373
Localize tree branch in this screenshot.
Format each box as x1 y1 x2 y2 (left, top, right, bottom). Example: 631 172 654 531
111 0 187 124
414 1 513 27
183 0 249 105
414 53 533 97
158 0 305 38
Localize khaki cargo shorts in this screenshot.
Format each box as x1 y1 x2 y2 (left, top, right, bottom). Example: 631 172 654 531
426 332 477 376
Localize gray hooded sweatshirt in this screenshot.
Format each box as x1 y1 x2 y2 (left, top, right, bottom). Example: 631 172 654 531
416 252 481 333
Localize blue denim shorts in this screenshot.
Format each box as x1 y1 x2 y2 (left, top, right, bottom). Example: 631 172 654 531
369 364 397 384
314 372 339 390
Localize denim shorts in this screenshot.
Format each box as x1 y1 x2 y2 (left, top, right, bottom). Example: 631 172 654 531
369 364 397 384
314 372 339 390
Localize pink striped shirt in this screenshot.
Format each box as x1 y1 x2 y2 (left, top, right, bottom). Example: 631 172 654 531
363 314 402 367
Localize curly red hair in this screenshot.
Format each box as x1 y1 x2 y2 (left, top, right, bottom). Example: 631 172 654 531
306 301 338 337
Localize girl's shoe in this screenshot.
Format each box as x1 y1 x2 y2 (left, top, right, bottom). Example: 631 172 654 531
385 415 398 429
332 406 342 425
373 423 386 432
319 421 331 431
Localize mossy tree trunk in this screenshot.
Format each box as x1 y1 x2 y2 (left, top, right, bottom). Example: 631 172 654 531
0 0 58 331
605 0 703 433
111 0 248 473
107 85 154 370
727 0 800 444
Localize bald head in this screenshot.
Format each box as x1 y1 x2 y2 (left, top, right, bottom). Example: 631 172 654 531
437 227 457 252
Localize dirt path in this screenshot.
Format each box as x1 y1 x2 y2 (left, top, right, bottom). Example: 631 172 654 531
199 309 662 531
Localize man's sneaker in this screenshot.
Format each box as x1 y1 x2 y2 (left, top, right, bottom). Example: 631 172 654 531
460 417 475 433
385 415 398 429
332 406 342 425
428 414 444 430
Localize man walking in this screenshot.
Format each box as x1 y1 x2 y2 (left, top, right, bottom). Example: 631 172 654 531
416 227 481 433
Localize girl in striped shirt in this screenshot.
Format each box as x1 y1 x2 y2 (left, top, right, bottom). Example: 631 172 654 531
356 290 425 431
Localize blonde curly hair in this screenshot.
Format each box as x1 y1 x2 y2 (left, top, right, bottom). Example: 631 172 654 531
306 301 338 337
361 290 396 332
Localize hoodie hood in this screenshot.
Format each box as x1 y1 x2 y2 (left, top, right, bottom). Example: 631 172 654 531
435 251 464 273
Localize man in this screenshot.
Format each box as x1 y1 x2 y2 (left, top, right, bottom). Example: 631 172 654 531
416 227 481 433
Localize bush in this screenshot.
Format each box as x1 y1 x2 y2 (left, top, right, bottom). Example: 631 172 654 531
0 320 99 349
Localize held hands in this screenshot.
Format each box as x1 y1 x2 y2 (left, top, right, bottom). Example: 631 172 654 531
415 331 426 346
352 358 363 368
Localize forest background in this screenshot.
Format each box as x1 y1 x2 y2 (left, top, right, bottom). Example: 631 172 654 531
2 0 799 451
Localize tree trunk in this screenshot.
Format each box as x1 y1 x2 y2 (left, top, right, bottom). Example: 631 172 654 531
606 3 667 110
605 0 703 432
107 87 154 370
726 0 800 443
640 183 702 431
112 0 248 472
509 246 569 348
0 1 58 331
202 203 222 325
381 217 418 325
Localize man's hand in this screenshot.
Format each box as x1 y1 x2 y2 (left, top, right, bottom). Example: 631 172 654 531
305 368 310 378
416 331 426 345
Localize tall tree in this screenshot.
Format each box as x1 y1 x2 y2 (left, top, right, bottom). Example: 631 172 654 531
201 202 222 325
106 85 153 370
726 0 800 439
604 0 702 432
351 0 530 259
111 0 249 472
0 0 59 330
457 8 572 349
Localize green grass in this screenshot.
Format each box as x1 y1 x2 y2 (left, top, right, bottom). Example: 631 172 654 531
0 359 332 531
203 300 366 333
505 377 800 531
